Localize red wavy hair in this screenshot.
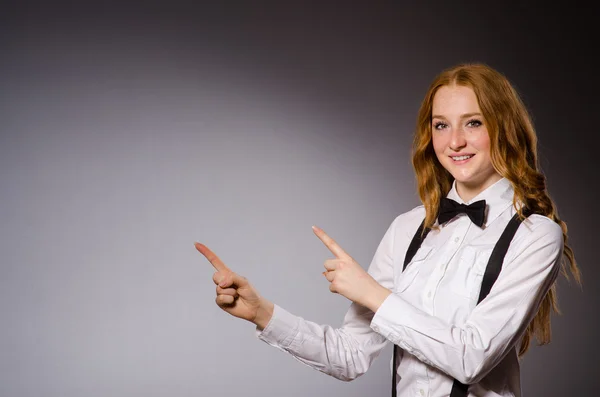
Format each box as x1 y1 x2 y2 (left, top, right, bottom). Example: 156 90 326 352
411 63 581 356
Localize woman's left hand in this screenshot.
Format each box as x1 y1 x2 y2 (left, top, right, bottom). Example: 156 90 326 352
312 225 391 312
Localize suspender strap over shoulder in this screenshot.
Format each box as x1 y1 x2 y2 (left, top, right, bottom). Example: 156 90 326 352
477 211 528 304
403 219 430 271
392 212 528 397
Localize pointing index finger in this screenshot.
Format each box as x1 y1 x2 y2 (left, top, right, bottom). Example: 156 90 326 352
312 226 353 261
194 242 231 273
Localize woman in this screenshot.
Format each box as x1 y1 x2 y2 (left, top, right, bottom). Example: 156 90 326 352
195 63 581 396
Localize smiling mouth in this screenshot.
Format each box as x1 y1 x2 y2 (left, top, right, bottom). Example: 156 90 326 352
451 154 474 161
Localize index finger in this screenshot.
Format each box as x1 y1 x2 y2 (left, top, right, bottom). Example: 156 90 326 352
194 242 231 273
312 226 353 261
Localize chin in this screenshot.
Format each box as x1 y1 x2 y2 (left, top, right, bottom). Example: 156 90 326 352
451 173 486 187
449 173 476 184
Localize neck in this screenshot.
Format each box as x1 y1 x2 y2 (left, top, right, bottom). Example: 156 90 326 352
455 174 503 202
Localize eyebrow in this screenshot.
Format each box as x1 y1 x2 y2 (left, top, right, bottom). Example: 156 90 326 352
431 112 483 120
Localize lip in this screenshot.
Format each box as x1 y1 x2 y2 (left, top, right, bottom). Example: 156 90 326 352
449 153 474 158
449 153 475 164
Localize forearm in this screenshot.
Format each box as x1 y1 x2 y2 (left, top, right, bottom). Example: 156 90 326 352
257 303 387 381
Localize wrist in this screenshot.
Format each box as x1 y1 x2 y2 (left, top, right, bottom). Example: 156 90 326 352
364 283 392 313
254 298 274 330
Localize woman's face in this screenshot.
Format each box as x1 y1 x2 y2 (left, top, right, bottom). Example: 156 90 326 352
431 84 502 201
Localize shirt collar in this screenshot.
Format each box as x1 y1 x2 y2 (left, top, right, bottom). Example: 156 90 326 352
446 177 514 227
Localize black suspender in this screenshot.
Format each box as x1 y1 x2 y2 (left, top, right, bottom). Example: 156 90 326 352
392 212 528 397
402 219 431 273
477 213 528 304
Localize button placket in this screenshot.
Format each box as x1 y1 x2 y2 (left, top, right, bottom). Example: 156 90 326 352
416 380 428 397
421 248 443 313
422 275 438 313
452 218 470 248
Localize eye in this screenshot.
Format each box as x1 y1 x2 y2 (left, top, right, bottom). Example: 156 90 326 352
433 121 447 130
466 118 482 128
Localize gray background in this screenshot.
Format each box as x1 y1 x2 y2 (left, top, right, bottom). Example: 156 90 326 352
1 2 597 396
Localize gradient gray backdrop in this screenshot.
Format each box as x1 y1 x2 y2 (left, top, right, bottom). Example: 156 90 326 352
1 2 597 396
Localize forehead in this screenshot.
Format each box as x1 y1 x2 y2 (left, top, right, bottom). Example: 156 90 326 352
432 84 480 115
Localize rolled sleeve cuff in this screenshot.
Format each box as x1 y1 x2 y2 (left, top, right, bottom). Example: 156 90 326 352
370 293 416 349
255 304 300 349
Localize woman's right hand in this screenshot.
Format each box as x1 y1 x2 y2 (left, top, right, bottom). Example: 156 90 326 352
195 242 274 329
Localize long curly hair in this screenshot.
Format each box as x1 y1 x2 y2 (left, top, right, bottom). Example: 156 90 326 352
411 63 581 356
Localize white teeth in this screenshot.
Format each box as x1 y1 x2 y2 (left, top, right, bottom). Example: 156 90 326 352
452 155 473 161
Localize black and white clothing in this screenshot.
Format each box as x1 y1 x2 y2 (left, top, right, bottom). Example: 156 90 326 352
256 178 562 397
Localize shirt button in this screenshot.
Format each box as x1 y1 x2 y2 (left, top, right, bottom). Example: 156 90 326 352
427 291 432 298
419 389 425 396
454 237 459 242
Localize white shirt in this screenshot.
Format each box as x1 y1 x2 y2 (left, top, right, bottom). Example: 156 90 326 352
256 178 563 397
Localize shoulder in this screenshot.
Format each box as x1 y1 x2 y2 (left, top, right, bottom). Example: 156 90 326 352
506 213 564 262
388 204 427 241
517 214 563 242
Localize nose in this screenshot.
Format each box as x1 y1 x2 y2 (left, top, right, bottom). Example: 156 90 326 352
449 125 467 151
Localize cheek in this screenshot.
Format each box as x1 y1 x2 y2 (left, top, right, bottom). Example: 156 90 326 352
431 134 446 155
469 133 495 169
468 131 491 153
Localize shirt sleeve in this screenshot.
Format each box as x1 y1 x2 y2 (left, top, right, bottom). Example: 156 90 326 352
370 215 563 384
254 215 402 381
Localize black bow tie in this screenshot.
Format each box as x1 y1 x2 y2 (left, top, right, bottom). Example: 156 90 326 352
438 198 487 227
